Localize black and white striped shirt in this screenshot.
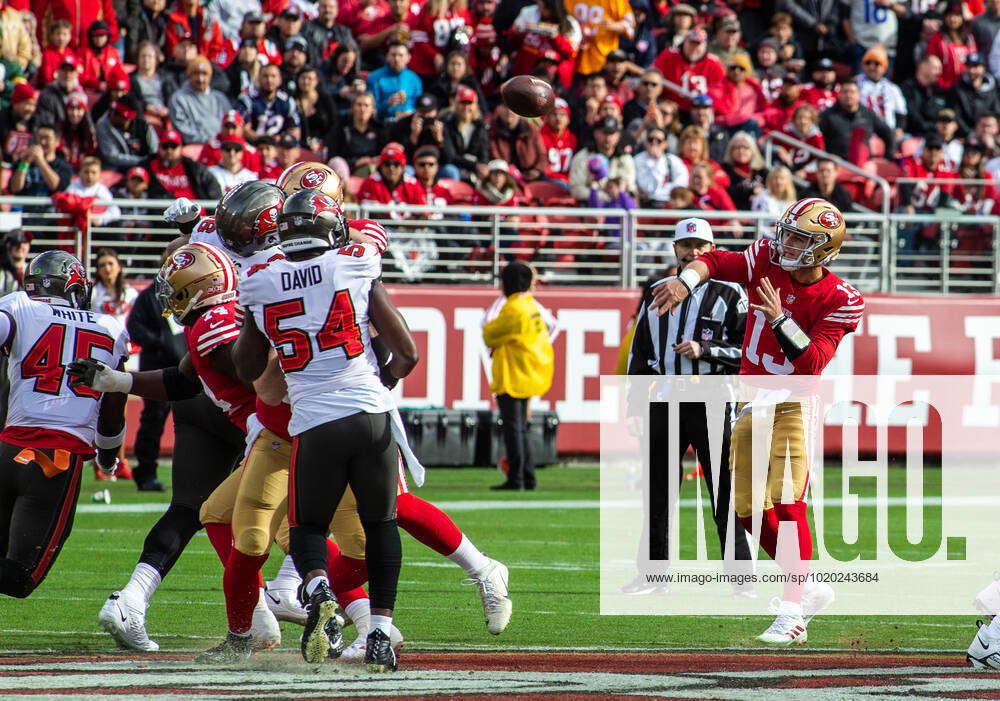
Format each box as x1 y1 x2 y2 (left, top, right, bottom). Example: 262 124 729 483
627 277 747 377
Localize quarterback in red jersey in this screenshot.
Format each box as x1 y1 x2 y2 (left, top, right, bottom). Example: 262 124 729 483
651 197 862 646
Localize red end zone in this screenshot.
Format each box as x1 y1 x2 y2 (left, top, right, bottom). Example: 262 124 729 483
0 651 991 699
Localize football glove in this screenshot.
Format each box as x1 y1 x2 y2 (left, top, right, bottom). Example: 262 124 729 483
164 197 201 224
68 358 134 394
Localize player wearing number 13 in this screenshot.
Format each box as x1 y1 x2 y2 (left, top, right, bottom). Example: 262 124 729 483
234 189 418 671
0 251 129 598
650 197 863 646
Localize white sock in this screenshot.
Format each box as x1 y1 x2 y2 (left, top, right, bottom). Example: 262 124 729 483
254 588 268 610
447 535 490 576
304 575 328 598
778 600 803 617
989 615 1000 637
370 614 392 637
345 598 371 636
271 554 301 588
122 563 161 606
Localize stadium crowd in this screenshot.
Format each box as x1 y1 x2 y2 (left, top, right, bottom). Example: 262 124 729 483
1 0 1000 258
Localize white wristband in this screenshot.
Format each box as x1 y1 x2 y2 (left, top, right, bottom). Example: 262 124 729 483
678 267 701 293
95 426 126 450
95 367 134 394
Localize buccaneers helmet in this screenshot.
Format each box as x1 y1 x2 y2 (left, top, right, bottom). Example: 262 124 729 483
24 250 90 309
276 161 344 204
214 181 285 257
277 189 350 254
771 197 846 270
155 242 237 323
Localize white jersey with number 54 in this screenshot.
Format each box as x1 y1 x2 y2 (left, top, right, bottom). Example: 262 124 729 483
238 242 393 435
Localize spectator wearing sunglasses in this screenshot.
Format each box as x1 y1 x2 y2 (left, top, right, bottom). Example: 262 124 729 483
634 126 688 207
855 44 907 142
623 69 663 129
208 135 257 194
715 53 767 137
142 128 222 200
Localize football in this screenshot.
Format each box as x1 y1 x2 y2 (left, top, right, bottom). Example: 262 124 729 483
500 75 555 118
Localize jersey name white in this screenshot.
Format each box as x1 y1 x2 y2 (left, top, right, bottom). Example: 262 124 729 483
0 292 129 445
238 243 392 435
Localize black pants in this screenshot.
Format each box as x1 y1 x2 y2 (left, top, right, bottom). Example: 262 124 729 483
497 394 534 488
642 402 751 572
289 411 400 611
0 441 85 598
132 398 170 485
137 393 244 577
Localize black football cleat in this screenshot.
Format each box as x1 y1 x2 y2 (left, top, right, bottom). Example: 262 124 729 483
325 613 346 659
196 632 252 664
364 628 398 672
300 581 337 663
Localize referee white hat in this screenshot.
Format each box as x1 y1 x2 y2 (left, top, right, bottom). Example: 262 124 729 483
673 218 714 244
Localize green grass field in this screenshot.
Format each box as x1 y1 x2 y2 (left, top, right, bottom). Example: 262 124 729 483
0 464 972 654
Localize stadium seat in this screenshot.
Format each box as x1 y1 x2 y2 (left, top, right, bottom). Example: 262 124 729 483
863 158 901 182
523 180 570 205
862 159 901 209
182 144 203 160
439 178 475 204
100 170 122 188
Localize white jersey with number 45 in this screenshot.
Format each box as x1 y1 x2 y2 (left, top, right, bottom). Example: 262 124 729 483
238 242 393 436
0 292 129 450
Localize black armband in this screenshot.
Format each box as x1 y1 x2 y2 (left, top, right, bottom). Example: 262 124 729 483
770 315 811 361
163 365 203 401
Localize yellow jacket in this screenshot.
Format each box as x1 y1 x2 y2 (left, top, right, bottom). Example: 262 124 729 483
483 293 554 398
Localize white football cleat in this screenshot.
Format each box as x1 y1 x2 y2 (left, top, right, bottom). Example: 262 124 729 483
250 589 282 650
98 590 159 652
967 620 1000 669
467 558 512 635
757 600 808 646
339 625 404 664
802 582 835 624
263 581 308 626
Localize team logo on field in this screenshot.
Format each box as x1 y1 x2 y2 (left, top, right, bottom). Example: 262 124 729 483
170 251 195 270
256 206 280 234
818 210 842 229
301 168 327 188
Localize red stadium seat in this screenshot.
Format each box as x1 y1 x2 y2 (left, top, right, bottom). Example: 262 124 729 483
439 178 475 204
862 159 901 209
523 180 569 205
863 158 901 182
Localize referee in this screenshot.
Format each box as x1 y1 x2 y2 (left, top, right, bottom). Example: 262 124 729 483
623 218 753 595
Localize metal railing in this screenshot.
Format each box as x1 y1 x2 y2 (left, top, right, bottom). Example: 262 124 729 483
2 196 998 294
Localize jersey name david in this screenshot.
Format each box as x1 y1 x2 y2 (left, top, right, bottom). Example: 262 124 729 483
700 239 864 376
0 292 129 450
239 242 392 435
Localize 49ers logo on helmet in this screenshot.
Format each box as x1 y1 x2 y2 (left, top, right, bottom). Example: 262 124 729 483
256 205 280 234
818 210 842 229
170 251 195 271
301 168 327 188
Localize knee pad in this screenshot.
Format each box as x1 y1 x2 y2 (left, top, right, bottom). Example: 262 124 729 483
235 526 271 558
0 557 35 599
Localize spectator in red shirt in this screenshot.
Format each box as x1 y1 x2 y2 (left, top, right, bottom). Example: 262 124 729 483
761 74 804 133
59 91 98 171
164 0 226 65
38 19 75 87
197 110 262 172
409 0 472 78
926 3 978 90
468 0 504 98
412 144 451 208
678 124 729 188
142 128 222 200
34 0 118 50
1 82 38 164
79 20 122 90
255 135 282 181
653 28 725 112
602 49 634 104
689 161 736 212
778 104 825 175
898 135 958 254
715 52 767 136
799 57 839 112
506 0 581 90
358 141 428 218
540 97 576 184
355 0 414 67
954 139 999 215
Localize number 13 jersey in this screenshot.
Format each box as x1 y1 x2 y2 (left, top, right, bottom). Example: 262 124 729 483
238 243 393 436
699 238 864 376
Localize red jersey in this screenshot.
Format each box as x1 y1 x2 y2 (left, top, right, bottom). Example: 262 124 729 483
150 160 196 200
408 7 472 76
652 47 725 111
954 177 1000 215
701 238 864 376
540 124 577 182
164 7 227 64
800 82 839 112
79 44 122 90
926 32 977 90
714 77 768 128
781 123 825 169
682 157 729 188
355 6 415 42
184 302 255 431
198 139 262 172
257 159 282 182
693 185 736 211
358 172 427 217
39 46 78 86
899 156 957 210
761 99 805 133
